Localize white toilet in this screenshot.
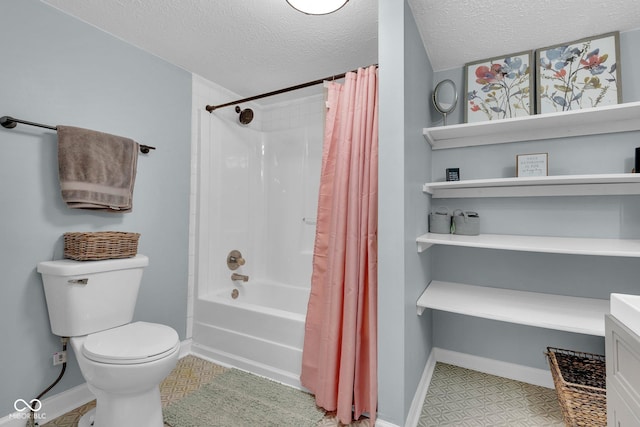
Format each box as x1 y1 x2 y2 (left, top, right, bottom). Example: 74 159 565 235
37 254 180 427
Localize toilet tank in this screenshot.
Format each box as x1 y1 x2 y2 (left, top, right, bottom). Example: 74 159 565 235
37 255 149 337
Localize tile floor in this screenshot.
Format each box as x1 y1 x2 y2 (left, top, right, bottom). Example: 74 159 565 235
41 356 563 427
41 355 369 427
418 363 564 426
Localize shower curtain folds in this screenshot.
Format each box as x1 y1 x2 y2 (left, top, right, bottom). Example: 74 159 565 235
300 65 378 425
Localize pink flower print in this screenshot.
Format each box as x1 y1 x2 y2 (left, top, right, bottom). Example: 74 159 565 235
580 49 608 75
554 69 566 78
475 64 504 85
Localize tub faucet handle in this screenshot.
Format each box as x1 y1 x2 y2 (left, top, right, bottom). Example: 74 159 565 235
231 256 245 265
227 250 246 270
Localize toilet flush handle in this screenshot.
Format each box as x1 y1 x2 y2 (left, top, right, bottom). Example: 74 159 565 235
68 278 88 285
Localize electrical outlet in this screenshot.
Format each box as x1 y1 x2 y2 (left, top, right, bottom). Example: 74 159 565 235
53 351 66 366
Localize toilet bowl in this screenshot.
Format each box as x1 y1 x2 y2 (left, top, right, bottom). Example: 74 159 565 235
72 322 179 427
37 255 180 427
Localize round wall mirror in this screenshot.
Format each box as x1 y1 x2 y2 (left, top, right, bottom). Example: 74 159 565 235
432 79 458 125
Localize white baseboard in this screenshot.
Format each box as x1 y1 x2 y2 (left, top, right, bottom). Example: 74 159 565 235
375 419 401 427
179 338 192 358
0 416 23 427
0 339 194 426
432 347 554 389
404 349 437 427
0 382 94 427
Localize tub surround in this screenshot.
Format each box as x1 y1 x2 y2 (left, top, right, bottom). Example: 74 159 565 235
191 76 323 389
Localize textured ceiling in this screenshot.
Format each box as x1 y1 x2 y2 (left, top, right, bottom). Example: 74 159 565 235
41 0 640 104
408 0 640 72
41 0 378 104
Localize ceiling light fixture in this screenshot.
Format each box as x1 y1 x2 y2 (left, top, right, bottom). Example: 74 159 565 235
286 0 349 15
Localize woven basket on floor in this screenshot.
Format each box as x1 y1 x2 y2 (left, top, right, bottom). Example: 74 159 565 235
546 347 607 427
64 231 140 261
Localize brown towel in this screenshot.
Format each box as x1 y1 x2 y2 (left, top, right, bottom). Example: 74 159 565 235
57 125 138 212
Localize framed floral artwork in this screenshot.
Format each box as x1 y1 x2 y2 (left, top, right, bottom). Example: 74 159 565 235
464 50 533 123
536 32 621 114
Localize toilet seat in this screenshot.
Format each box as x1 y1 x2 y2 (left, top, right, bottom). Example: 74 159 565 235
82 321 179 365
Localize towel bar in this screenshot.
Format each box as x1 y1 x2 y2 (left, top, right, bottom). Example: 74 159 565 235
1 115 156 154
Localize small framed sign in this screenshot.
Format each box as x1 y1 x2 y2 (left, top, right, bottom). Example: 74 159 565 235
516 153 548 177
446 168 460 181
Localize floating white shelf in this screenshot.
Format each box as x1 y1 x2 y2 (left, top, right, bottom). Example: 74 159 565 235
423 101 640 150
416 280 608 336
415 232 640 256
422 173 640 198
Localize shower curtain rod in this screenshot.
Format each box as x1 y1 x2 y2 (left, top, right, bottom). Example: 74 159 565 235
0 115 156 154
205 64 378 112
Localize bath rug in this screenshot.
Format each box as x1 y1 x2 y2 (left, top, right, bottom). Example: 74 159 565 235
163 368 325 427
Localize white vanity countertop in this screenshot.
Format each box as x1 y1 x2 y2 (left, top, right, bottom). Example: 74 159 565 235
611 293 640 337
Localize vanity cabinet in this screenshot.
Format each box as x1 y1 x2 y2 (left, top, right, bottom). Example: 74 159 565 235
416 101 640 338
606 314 640 426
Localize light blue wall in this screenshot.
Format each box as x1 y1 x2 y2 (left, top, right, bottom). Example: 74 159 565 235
378 0 407 422
378 0 433 424
402 0 433 421
0 0 191 417
430 28 640 370
620 30 640 99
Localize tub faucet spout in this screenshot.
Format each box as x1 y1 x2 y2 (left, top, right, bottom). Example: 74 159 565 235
231 273 249 282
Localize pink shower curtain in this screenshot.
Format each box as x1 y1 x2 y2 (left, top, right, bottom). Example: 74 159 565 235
300 65 378 425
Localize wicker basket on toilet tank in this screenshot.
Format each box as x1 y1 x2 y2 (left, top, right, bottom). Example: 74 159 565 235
64 231 140 261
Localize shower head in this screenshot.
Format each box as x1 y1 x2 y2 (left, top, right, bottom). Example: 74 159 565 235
235 106 254 125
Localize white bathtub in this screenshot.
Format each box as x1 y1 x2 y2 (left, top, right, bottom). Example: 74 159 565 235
192 281 310 388
221 281 309 317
